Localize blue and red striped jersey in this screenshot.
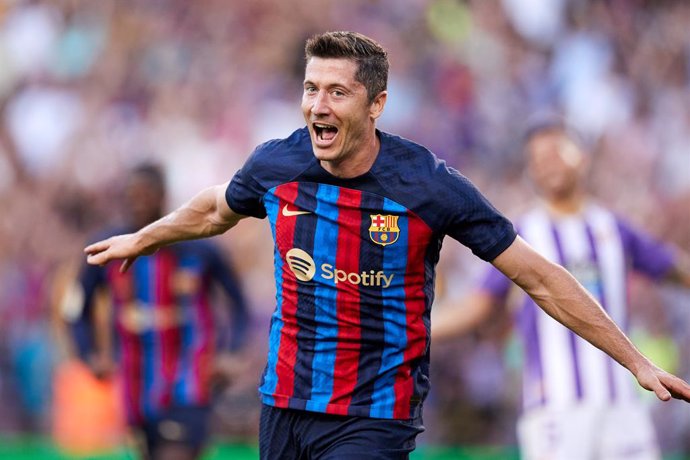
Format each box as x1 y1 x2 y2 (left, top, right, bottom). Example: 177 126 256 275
76 238 248 424
226 127 516 419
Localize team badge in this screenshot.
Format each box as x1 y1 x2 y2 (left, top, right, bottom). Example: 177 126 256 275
369 214 400 246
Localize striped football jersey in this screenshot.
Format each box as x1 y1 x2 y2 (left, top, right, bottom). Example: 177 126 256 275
226 127 516 419
77 238 247 424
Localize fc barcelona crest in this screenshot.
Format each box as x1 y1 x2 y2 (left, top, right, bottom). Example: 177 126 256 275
369 214 400 246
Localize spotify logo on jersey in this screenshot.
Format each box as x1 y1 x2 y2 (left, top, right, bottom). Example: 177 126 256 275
285 248 394 288
286 248 316 282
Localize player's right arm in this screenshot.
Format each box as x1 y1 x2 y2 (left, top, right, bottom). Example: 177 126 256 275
85 183 247 272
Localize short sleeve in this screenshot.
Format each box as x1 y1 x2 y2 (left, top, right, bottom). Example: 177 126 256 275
436 165 517 261
225 147 268 219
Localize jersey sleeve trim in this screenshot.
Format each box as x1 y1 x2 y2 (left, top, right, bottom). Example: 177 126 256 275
476 227 517 262
225 178 266 219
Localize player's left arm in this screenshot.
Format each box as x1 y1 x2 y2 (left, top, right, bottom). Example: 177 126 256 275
208 245 250 351
205 244 252 387
492 236 690 403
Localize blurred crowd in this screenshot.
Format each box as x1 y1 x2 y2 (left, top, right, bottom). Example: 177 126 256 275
0 0 688 454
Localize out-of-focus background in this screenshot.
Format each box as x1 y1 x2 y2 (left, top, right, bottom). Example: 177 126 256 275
0 0 688 459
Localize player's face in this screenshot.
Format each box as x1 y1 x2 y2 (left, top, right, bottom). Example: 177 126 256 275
125 175 164 227
527 131 587 200
302 57 386 172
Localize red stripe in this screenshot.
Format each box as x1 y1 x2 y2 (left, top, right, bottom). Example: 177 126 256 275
327 188 362 414
155 251 179 408
121 332 142 422
108 266 143 423
272 182 301 403
393 212 433 418
192 284 215 404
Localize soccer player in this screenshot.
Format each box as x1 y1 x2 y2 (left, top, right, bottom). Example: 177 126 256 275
433 118 690 459
72 163 249 460
83 32 690 459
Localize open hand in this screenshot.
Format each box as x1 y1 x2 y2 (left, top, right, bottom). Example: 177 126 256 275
84 233 154 273
635 363 690 403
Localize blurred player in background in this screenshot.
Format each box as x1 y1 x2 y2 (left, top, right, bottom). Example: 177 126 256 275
71 163 249 460
433 117 690 460
82 32 690 459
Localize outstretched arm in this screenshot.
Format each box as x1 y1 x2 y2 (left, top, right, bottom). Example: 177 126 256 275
493 236 690 403
85 183 246 271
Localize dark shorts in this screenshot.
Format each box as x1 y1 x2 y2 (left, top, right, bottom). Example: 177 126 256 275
136 405 211 455
259 404 425 460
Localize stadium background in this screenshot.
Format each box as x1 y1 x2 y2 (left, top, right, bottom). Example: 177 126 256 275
0 0 688 458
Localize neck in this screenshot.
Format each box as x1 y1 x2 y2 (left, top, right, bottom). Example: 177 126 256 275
544 191 587 216
320 130 380 179
133 212 163 229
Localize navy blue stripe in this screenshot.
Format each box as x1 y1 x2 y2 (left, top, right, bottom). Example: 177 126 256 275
306 184 340 412
133 258 156 417
350 193 386 411
370 199 408 418
173 253 198 405
290 182 319 407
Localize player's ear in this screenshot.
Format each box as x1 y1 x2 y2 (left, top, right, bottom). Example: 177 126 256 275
369 91 387 120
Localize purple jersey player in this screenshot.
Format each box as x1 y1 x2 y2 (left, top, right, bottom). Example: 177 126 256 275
83 33 690 459
433 118 690 460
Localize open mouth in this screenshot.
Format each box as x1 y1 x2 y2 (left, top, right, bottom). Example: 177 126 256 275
313 122 339 143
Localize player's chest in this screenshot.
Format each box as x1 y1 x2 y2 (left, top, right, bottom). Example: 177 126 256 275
264 182 434 276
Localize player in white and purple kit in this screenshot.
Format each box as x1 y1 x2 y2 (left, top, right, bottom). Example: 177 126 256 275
434 119 690 460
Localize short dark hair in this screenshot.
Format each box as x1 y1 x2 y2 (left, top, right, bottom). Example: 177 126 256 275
130 162 165 194
522 113 586 150
305 31 389 102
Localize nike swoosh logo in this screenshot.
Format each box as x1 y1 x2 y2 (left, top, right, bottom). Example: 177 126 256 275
282 204 311 217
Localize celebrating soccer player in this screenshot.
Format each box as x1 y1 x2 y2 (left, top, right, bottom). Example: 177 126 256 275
84 32 690 459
